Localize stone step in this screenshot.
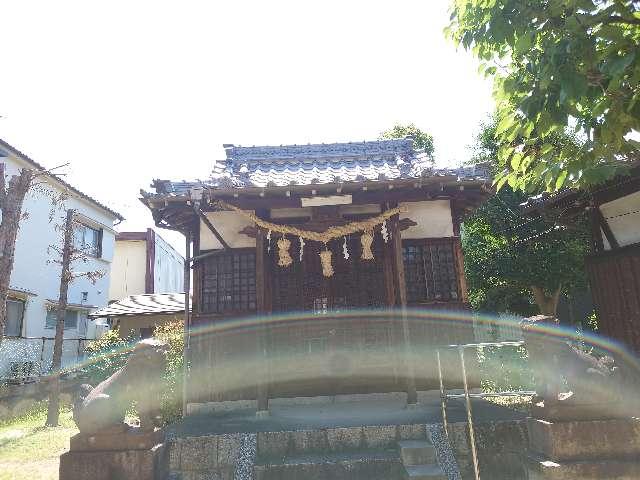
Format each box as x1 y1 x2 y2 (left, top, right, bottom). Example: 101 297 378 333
398 440 436 466
404 464 447 479
255 450 404 480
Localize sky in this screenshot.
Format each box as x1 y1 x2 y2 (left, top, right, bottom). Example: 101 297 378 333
0 0 494 254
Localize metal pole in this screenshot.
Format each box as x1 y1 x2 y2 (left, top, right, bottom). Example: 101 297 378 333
436 349 449 437
459 346 480 480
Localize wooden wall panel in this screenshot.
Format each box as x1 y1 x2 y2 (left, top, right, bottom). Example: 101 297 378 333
188 306 475 403
586 244 640 353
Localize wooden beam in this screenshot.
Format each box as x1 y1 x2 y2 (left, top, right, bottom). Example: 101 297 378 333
182 230 192 416
591 174 640 205
453 239 469 303
390 210 417 405
205 186 489 212
255 224 269 413
381 205 397 307
144 228 155 294
595 207 620 250
589 207 605 253
192 223 201 316
195 206 230 250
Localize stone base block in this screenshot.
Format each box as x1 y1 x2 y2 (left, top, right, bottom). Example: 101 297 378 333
69 428 164 452
526 454 640 480
528 417 640 461
59 444 166 480
531 401 633 422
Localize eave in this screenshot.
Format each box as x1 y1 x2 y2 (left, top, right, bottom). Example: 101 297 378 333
140 176 492 235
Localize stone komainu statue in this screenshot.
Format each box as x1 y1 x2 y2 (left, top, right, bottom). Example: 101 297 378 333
520 315 632 420
74 339 168 434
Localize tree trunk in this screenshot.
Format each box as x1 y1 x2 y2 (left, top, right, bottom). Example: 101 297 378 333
531 285 562 316
0 164 33 341
46 209 74 427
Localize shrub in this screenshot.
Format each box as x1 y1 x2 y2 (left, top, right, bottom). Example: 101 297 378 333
81 321 185 425
476 345 535 393
82 329 137 385
153 319 184 424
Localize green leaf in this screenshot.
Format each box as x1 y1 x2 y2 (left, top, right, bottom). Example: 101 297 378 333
495 174 510 191
606 51 636 77
511 152 523 170
555 170 568 190
540 143 554 156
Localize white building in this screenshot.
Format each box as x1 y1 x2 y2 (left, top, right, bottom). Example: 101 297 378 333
0 139 123 380
97 229 184 339
109 229 184 301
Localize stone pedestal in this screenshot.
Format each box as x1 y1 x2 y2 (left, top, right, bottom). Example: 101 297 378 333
60 428 166 480
525 417 640 479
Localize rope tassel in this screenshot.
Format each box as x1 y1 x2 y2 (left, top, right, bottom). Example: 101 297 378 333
361 230 374 260
277 236 292 267
319 248 334 277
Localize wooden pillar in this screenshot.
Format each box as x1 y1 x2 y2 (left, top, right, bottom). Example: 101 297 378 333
255 225 269 413
453 240 469 303
391 211 417 405
182 229 192 416
589 204 605 253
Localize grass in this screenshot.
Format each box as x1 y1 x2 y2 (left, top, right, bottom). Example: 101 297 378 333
0 402 77 480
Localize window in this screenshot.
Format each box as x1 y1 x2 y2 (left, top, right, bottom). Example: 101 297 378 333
74 224 102 257
45 309 78 330
6 299 25 337
403 240 459 303
200 250 256 313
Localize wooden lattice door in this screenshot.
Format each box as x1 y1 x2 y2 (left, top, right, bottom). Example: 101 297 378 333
269 234 398 396
271 235 386 312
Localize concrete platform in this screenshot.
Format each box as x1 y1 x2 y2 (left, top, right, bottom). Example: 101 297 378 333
170 396 525 437
167 396 529 480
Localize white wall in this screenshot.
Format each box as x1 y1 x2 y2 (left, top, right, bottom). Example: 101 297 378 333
400 200 454 238
108 240 147 300
199 200 454 250
154 233 184 293
2 151 119 344
200 211 256 250
600 191 640 249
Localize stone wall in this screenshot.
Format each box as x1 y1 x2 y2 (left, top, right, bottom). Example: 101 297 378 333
166 420 528 480
447 419 529 480
0 379 77 419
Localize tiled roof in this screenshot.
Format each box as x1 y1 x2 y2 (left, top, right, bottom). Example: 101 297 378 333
150 139 490 195
88 293 186 318
0 138 124 221
212 138 429 188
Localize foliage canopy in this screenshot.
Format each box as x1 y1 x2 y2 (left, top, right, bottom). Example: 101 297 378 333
448 0 640 192
462 120 590 316
379 123 435 158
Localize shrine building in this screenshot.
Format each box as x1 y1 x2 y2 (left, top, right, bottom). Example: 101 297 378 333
141 138 491 413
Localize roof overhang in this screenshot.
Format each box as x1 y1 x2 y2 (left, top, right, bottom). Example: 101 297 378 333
141 176 492 234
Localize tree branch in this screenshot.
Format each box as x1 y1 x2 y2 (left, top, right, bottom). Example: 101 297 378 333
603 15 640 25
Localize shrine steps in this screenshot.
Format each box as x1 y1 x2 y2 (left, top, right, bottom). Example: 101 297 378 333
398 439 446 480
254 449 403 480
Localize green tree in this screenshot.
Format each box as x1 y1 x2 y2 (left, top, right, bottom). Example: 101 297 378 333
462 120 590 316
448 0 640 192
379 123 435 158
